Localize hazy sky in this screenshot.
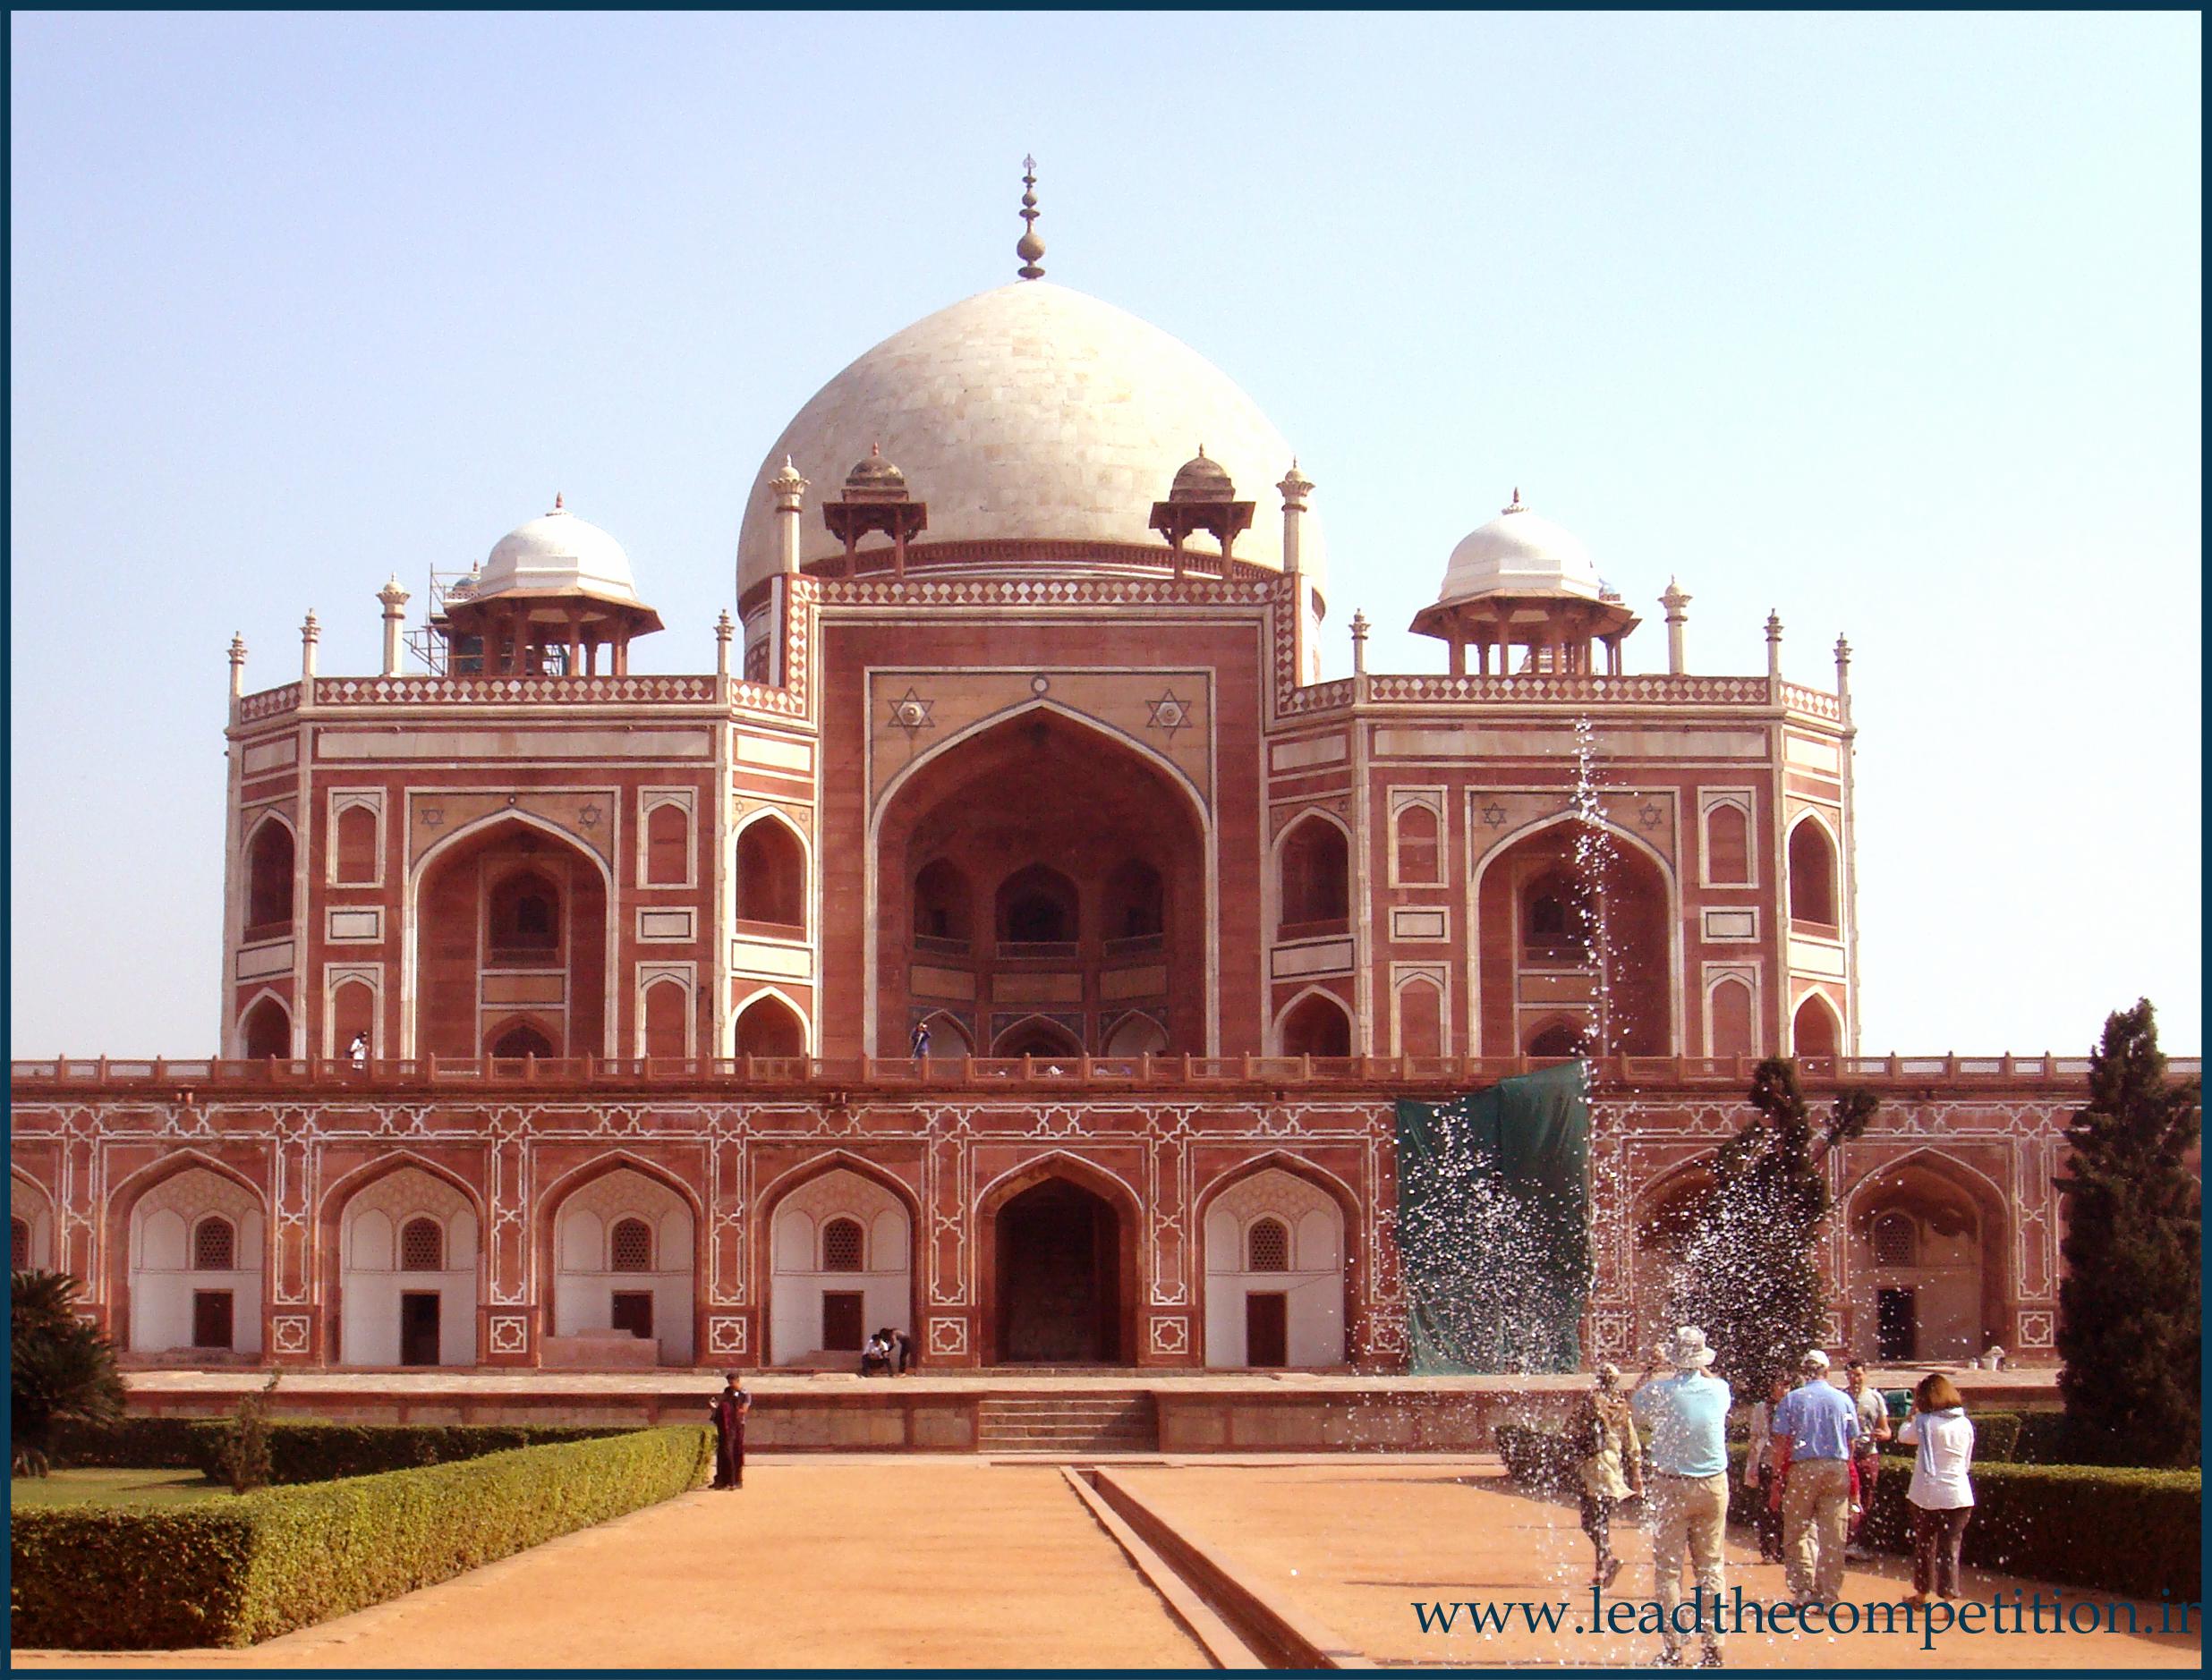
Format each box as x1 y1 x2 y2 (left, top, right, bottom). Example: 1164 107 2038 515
12 13 2199 1057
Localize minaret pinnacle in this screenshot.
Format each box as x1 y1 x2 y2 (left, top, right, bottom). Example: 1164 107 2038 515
1017 155 1046 280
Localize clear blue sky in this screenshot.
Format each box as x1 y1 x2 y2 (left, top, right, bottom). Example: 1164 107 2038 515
11 13 2199 1057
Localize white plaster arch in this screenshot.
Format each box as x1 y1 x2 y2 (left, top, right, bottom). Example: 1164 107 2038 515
1841 1149 2003 1362
766 1166 913 1366
126 1167 264 1356
1200 1165 1346 1367
974 1150 1146 1223
10 1172 55 1272
336 1165 479 1367
550 1164 696 1362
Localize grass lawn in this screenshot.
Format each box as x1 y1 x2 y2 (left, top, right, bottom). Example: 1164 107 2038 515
11 1467 235 1508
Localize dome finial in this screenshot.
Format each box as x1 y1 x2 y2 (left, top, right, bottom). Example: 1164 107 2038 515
1016 154 1046 280
1502 487 1525 514
553 492 566 513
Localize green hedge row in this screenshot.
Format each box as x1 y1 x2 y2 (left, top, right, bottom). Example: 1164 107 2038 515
13 1425 713 1650
50 1417 634 1482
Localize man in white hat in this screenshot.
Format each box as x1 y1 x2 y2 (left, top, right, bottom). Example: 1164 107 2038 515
1770 1348 1859 1603
1630 1327 1731 1667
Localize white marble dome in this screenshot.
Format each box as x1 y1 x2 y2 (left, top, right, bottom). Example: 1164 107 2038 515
736 282 1319 591
1437 498 1601 605
479 501 643 604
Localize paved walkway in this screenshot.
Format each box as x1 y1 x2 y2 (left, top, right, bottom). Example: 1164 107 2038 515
13 1457 2194 1669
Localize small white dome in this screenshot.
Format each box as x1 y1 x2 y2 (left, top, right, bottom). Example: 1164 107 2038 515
479 501 642 604
1436 496 1601 605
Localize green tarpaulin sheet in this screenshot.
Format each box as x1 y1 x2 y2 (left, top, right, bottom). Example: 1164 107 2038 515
1397 1062 1592 1374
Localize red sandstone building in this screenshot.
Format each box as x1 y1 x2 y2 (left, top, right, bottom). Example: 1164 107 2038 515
11 237 2133 1378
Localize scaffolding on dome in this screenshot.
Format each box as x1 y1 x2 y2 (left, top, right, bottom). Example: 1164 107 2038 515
1396 1062 1592 1374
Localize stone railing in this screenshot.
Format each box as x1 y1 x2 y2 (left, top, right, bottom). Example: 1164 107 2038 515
1278 677 1355 716
1363 673 1779 706
15 1052 2169 1096
235 683 302 723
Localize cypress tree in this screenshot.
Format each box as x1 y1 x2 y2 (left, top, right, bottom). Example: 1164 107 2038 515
1666 1059 1877 1394
2055 998 2201 1467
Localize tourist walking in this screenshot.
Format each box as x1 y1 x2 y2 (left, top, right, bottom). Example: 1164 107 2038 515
1772 1349 1858 1604
1574 1363 1643 1590
1898 1372 1976 1605
708 1372 752 1489
1630 1327 1731 1667
1741 1373 1788 1564
1842 1359 1892 1558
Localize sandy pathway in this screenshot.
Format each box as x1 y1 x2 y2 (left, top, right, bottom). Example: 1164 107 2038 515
12 1459 1206 1670
1106 1462 2200 1668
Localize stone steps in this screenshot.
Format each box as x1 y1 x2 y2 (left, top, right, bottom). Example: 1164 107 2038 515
976 1393 1158 1454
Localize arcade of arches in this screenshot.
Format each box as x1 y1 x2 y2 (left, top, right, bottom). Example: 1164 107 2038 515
880 711 1204 1058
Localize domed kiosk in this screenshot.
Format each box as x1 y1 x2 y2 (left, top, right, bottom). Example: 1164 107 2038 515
1409 491 1638 675
441 497 663 675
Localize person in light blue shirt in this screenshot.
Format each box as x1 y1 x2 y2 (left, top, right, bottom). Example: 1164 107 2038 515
1629 1327 1732 1667
1770 1349 1859 1603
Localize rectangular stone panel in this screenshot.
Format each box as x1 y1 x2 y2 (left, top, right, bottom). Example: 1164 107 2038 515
236 941 294 980
1099 965 1169 1001
1376 726 1768 759
1785 733 1842 772
318 729 713 760
1270 939 1354 979
731 937 812 979
637 908 695 941
1519 972 1599 1003
1390 908 1448 941
736 732 813 772
327 908 382 942
1269 734 1348 772
1789 935 1847 977
242 737 297 776
482 973 565 1005
992 972 1083 1005
1703 908 1758 941
911 964 977 1001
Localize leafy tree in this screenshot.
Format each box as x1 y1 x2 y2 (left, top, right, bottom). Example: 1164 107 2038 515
11 1269 127 1477
2055 999 2201 1467
1665 1059 1877 1396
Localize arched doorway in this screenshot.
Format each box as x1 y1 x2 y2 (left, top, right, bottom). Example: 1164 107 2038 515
125 1167 264 1357
336 1166 479 1366
1845 1154 2003 1362
875 708 1206 1059
765 1167 914 1365
1475 819 1672 1056
734 993 807 1057
551 1167 697 1363
1278 990 1352 1056
413 818 608 1060
1201 1165 1347 1368
991 1174 1127 1364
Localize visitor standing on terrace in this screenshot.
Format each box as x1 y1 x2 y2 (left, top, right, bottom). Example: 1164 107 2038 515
1630 1327 1731 1667
710 1372 752 1489
1773 1349 1858 1604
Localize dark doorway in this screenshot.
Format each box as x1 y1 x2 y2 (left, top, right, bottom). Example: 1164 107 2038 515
400 1292 441 1366
191 1290 234 1351
821 1291 865 1353
610 1291 654 1341
1876 1287 1918 1362
1246 1291 1288 1368
997 1178 1120 1362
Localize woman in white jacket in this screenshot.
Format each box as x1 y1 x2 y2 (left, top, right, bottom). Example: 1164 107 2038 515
1896 1371 1976 1605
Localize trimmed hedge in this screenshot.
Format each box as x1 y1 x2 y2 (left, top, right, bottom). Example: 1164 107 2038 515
49 1417 633 1482
13 1425 712 1650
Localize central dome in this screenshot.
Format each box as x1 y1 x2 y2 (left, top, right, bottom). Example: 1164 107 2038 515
736 282 1315 591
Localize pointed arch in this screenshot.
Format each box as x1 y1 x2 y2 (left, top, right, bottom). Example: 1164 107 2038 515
1272 810 1352 936
242 810 297 936
1272 986 1353 1057
915 1009 974 1056
540 1152 703 1363
734 808 810 932
755 1151 923 1367
1792 991 1842 1058
1786 811 1841 927
1194 1154 1356 1368
1102 1011 1169 1056
1842 1148 2010 1362
991 1014 1085 1059
733 988 809 1057
235 988 293 1060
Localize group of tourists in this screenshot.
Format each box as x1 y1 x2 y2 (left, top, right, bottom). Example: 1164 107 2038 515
1573 1326 1979 1666
863 1326 913 1376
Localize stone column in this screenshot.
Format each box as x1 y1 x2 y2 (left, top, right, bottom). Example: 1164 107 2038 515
227 633 248 721
378 577 411 677
301 610 319 678
1765 610 1784 681
1661 579 1691 675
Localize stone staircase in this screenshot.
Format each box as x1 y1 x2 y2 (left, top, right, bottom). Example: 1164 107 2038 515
977 1392 1158 1455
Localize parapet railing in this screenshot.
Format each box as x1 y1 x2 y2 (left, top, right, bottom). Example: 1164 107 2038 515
1351 673 1845 719
14 1052 2174 1096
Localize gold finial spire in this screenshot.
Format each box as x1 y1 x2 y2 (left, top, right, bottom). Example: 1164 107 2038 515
1502 487 1526 514
1016 154 1045 280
